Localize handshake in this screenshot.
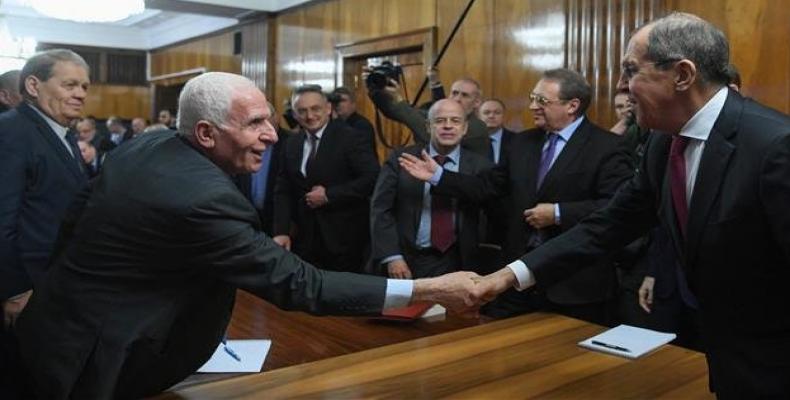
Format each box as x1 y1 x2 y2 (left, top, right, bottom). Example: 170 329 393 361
410 268 517 318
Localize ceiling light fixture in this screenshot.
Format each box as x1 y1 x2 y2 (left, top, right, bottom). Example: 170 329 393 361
29 0 145 23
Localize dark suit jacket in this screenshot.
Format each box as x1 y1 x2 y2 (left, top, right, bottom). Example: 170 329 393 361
437 118 634 304
343 112 376 156
369 90 490 157
16 130 388 399
0 103 88 300
481 128 517 246
370 145 494 276
520 91 790 396
273 120 380 270
234 128 290 235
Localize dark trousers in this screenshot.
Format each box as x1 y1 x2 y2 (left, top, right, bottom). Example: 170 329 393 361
407 244 461 279
296 229 366 273
1 326 32 399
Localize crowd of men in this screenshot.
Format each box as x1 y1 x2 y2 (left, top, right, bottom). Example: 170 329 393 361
0 11 788 399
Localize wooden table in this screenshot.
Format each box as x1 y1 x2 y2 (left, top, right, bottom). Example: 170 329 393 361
161 291 712 399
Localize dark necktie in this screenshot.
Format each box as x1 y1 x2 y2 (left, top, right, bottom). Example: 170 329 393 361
430 154 455 252
536 132 559 189
305 132 319 171
488 137 496 163
65 131 85 172
669 135 690 238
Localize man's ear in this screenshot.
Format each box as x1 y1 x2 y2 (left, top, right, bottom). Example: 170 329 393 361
193 121 217 149
24 76 40 99
674 60 697 91
566 98 581 116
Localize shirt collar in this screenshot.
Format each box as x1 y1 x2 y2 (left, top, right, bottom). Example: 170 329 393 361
428 142 460 164
29 103 69 139
489 128 503 142
555 115 585 142
678 87 728 142
306 121 329 139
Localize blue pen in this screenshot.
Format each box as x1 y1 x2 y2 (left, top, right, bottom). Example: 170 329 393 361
222 336 242 362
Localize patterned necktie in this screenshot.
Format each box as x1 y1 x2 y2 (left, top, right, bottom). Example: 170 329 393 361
669 135 691 238
536 132 559 189
430 154 455 252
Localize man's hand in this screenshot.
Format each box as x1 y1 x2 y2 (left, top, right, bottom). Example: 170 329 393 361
475 268 518 303
412 271 484 318
524 203 556 229
273 235 291 250
610 118 629 135
305 185 329 209
399 150 439 182
3 290 32 329
388 259 413 279
638 276 655 313
427 67 440 86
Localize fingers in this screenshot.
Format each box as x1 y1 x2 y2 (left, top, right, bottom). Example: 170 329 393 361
638 288 652 313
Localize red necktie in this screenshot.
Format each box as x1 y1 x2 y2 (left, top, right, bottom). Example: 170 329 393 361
431 154 455 252
669 135 690 238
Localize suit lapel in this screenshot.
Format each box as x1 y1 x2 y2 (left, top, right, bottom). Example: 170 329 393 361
20 104 85 182
538 121 589 197
404 146 428 241
685 94 739 267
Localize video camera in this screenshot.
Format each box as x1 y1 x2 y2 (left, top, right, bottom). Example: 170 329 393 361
365 61 403 91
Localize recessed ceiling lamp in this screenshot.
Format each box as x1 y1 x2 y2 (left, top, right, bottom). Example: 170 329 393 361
29 0 145 23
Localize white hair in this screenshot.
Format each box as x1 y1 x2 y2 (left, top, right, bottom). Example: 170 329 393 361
177 72 256 136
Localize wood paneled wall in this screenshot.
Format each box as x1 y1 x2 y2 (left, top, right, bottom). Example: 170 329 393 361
149 30 241 79
268 0 789 133
83 84 151 120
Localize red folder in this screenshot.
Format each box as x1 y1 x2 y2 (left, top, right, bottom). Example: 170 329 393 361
380 302 435 321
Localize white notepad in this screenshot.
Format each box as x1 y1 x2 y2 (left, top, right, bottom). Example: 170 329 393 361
578 324 676 359
197 339 272 373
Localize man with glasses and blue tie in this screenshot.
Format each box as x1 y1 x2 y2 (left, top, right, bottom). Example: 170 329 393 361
400 68 633 324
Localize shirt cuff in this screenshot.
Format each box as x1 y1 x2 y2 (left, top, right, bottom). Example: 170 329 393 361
506 260 536 291
428 166 444 185
383 279 414 310
381 255 404 265
553 203 561 225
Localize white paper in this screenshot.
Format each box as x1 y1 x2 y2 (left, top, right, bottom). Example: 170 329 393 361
421 304 446 321
578 324 677 359
197 339 272 373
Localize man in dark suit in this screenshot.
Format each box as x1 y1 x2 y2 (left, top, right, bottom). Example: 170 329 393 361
273 85 380 273
235 102 291 235
0 49 90 397
368 77 490 157
404 69 633 324
15 72 487 399
0 70 22 114
475 13 790 397
331 86 376 155
371 99 493 278
476 98 516 268
106 116 134 145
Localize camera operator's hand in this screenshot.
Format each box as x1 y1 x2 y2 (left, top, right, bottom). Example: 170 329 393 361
427 66 440 86
383 78 404 102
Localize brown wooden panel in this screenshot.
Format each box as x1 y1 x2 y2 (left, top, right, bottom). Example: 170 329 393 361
660 0 790 114
149 31 241 78
492 0 566 132
83 84 151 120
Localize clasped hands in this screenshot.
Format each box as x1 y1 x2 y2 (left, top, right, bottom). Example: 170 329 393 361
412 268 516 318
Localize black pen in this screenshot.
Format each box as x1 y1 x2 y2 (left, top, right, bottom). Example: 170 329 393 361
592 340 631 353
222 337 242 362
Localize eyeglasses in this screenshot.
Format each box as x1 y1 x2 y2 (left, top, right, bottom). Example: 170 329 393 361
529 93 567 107
621 58 681 80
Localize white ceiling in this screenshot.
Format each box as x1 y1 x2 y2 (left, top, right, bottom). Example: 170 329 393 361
0 0 313 50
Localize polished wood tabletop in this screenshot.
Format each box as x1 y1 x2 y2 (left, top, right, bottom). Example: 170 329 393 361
161 290 712 399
